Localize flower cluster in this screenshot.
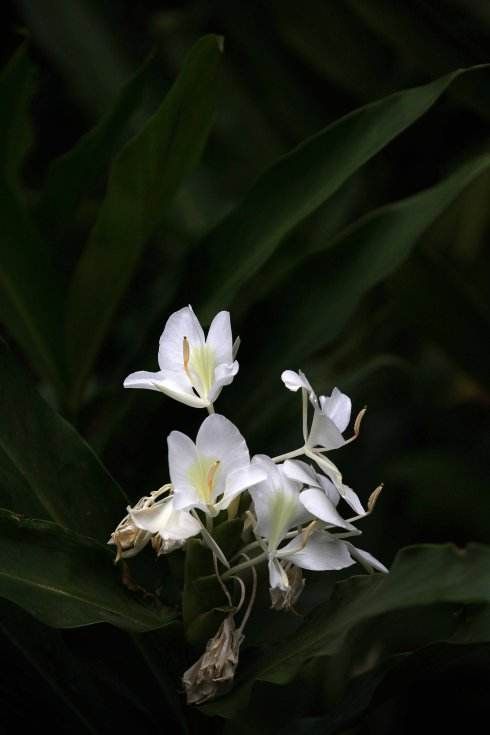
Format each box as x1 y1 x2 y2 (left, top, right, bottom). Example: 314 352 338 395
109 305 387 704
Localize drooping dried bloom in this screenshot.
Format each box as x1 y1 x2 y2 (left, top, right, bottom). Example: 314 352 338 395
182 615 243 705
270 563 305 611
108 496 153 562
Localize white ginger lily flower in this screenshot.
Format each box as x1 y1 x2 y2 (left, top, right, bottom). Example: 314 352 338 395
249 456 357 592
281 370 364 451
129 495 201 555
168 413 265 516
283 458 366 517
124 306 239 408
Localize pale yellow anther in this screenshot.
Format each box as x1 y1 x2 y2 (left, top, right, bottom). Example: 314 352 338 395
183 336 190 369
368 483 383 513
207 460 221 493
183 335 194 384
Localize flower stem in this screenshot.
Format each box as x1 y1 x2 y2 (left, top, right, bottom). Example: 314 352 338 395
271 446 305 464
222 551 267 579
207 403 215 415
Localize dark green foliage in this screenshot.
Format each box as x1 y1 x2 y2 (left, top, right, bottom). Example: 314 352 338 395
1 3 490 732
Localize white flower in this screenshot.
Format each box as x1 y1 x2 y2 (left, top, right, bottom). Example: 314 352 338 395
283 459 366 516
281 369 363 451
124 306 239 408
249 456 357 592
129 495 201 554
249 456 310 553
168 414 265 516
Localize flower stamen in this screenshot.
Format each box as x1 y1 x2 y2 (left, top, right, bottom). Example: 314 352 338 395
207 460 221 494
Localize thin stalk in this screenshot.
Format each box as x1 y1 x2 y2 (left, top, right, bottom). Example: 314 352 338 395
271 446 305 463
222 551 267 579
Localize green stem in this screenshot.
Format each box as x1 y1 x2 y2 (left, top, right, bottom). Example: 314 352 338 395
222 551 267 579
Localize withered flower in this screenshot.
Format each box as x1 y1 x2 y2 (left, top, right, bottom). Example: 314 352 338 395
182 615 244 705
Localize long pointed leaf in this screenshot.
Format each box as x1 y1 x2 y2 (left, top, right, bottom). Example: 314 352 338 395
35 54 157 240
205 543 490 716
0 508 175 632
192 65 488 319
0 340 127 540
66 35 223 408
0 181 66 387
241 152 490 431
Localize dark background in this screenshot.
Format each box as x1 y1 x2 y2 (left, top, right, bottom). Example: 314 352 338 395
1 1 490 733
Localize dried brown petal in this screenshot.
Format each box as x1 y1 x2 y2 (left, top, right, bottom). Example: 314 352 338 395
270 564 305 611
182 616 243 705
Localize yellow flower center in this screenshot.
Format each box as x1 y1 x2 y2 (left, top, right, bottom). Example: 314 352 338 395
187 456 221 505
183 337 216 399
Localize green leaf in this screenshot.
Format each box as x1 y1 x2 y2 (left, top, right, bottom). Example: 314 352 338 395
35 54 157 240
66 35 223 409
0 43 35 192
240 152 490 432
0 46 65 385
0 340 127 541
193 65 488 320
204 543 490 716
0 508 176 631
0 181 66 387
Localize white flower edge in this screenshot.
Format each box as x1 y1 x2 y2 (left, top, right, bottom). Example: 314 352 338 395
124 306 239 408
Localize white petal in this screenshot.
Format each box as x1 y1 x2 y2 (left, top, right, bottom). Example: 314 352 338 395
158 305 205 372
279 532 355 571
268 558 289 591
281 370 312 392
347 544 388 573
218 464 267 510
232 336 241 359
341 484 365 516
319 387 351 433
249 457 307 549
130 499 174 533
283 459 319 487
206 311 234 365
123 369 208 408
309 452 343 492
196 414 250 479
309 411 346 450
168 431 203 510
299 488 355 530
318 473 341 506
130 498 200 540
208 361 239 403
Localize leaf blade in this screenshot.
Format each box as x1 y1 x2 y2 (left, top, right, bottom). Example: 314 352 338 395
0 340 127 541
192 65 489 319
66 35 223 407
205 543 490 716
0 508 175 632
